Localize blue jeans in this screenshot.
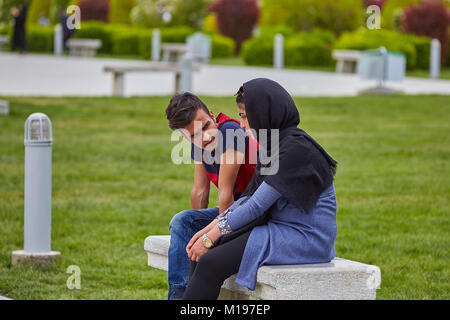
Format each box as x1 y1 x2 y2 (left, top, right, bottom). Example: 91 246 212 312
167 206 219 300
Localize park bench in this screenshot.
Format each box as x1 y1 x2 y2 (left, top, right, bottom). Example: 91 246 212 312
0 35 8 52
162 43 189 63
332 50 362 73
67 39 102 57
103 60 200 97
144 235 381 300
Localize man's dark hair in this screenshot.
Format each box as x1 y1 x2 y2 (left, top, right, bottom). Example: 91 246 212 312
166 93 210 130
235 86 244 104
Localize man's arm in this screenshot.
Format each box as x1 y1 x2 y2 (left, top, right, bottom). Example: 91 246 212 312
218 149 244 214
191 163 210 209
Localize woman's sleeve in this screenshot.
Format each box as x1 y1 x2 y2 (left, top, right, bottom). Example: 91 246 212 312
219 182 281 234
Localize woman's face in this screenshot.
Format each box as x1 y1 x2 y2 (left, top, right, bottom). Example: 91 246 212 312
237 103 254 138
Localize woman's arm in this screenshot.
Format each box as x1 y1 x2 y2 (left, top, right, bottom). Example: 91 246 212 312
225 182 281 231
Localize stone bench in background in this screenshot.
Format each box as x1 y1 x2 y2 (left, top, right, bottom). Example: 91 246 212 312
332 50 362 74
144 235 381 300
67 39 102 57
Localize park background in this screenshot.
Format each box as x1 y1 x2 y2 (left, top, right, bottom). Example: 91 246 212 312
0 0 449 299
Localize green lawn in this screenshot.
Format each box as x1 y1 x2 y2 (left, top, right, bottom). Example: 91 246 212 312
0 95 449 300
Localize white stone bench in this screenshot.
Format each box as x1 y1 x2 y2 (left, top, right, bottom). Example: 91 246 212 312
144 235 381 300
67 39 102 57
0 35 8 52
332 50 362 74
104 60 200 97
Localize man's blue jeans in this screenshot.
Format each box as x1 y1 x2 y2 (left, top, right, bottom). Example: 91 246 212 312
168 206 219 300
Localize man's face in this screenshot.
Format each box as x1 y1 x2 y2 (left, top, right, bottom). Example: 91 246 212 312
182 108 219 152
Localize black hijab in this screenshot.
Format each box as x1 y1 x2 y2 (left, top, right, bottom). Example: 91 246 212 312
241 78 337 213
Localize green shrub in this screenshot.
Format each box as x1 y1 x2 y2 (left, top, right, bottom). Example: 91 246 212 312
241 29 335 67
285 30 335 67
27 25 54 52
261 0 365 35
210 33 235 58
160 26 195 43
406 35 431 69
241 34 273 65
111 27 148 57
72 22 114 54
335 29 418 69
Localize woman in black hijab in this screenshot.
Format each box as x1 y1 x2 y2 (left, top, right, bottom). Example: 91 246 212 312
183 78 338 300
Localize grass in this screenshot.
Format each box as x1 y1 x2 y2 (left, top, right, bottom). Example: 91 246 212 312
0 95 449 300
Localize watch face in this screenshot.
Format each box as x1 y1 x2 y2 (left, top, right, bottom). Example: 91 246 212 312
203 235 213 248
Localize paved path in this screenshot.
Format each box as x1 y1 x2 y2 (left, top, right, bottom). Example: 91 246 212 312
1 52 449 97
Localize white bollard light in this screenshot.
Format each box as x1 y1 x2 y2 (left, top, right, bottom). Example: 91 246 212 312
430 39 441 79
152 29 161 61
54 24 64 56
274 33 284 69
12 113 61 267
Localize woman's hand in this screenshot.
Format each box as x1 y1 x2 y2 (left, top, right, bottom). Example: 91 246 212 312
186 224 222 262
186 219 217 252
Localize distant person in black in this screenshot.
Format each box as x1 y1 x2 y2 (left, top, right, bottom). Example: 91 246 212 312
11 2 28 53
59 7 75 51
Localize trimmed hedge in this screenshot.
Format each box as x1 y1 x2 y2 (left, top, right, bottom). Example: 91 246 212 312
2 22 234 59
334 29 432 70
285 31 335 67
241 29 335 67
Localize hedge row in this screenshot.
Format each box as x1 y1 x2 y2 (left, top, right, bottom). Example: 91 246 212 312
242 28 436 70
0 22 235 59
242 29 336 67
334 29 432 70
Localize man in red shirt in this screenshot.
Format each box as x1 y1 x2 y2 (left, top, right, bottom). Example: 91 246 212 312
165 92 256 299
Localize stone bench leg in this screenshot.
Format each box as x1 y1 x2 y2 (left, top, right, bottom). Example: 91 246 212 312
112 72 125 97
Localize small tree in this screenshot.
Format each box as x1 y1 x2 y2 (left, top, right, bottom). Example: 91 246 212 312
78 0 110 22
210 0 260 54
402 1 450 65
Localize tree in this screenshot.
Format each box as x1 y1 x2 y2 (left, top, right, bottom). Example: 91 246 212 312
110 0 136 24
260 0 364 36
78 0 110 22
402 1 450 65
210 0 260 54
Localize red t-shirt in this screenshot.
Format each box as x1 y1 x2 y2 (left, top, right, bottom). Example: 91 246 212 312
190 112 257 199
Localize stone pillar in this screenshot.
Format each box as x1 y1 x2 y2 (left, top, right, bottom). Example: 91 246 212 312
152 29 161 61
430 39 441 79
274 33 284 69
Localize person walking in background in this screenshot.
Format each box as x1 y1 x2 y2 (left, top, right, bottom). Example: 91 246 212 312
11 2 28 54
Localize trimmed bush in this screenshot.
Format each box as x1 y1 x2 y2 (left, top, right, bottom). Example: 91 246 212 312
241 34 273 65
210 33 235 58
71 22 114 54
27 25 54 52
285 30 335 67
241 29 335 67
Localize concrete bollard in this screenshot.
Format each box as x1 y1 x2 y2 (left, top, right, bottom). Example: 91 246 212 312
178 53 194 93
12 113 61 267
54 24 63 56
0 100 9 115
152 29 161 61
430 39 441 79
274 33 284 69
